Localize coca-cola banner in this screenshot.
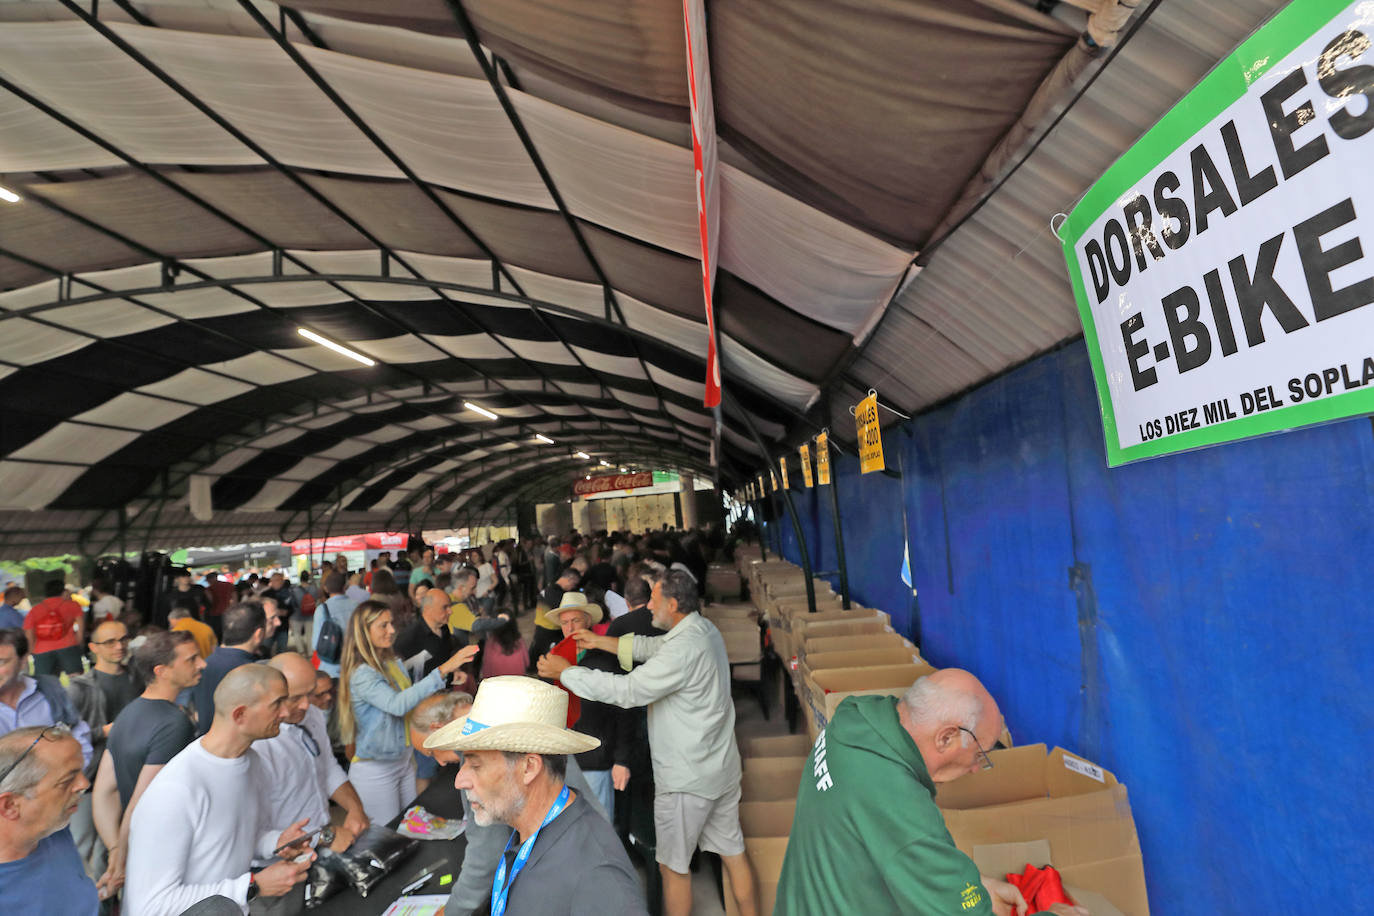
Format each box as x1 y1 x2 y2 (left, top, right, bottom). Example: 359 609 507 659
288 531 408 556
573 472 654 496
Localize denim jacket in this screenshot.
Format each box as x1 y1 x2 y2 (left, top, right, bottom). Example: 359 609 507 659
348 664 444 761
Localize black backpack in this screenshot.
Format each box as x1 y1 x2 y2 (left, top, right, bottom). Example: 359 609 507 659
316 597 343 665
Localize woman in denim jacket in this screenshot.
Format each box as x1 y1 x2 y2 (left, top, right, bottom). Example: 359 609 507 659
339 600 477 822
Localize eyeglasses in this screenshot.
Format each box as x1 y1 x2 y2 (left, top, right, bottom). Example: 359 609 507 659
958 727 995 771
292 724 320 758
0 725 65 786
92 636 130 647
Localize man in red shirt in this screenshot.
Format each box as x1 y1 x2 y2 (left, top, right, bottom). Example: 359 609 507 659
23 580 85 676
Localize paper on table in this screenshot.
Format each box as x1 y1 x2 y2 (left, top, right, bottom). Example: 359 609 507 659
381 895 449 916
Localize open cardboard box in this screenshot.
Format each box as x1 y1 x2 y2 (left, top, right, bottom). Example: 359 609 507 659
800 631 914 658
784 607 886 638
798 646 924 682
807 662 937 721
738 733 814 759
740 755 806 802
937 744 1150 916
796 617 892 645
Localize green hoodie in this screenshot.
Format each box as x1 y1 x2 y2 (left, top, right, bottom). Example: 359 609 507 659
773 694 999 915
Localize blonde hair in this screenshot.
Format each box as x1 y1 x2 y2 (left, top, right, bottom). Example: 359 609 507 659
337 600 403 742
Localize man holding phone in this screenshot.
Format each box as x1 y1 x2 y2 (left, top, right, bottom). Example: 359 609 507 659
124 665 313 916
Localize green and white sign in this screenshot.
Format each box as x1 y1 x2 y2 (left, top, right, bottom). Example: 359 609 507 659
1062 0 1374 466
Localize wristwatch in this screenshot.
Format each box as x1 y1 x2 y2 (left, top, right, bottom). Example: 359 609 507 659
246 873 260 903
318 826 336 848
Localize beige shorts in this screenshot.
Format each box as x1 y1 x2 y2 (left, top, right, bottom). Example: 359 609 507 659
653 784 746 874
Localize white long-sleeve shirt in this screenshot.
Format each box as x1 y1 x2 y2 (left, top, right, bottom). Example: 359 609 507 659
560 612 741 799
254 706 348 839
124 738 282 916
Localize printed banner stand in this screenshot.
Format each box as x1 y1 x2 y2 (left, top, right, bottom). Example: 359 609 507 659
855 391 886 474
799 442 814 488
1062 0 1374 466
816 430 832 485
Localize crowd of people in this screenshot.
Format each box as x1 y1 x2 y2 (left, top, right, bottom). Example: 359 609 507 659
0 524 1087 916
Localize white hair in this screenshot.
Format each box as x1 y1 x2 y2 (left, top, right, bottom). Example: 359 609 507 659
899 676 981 745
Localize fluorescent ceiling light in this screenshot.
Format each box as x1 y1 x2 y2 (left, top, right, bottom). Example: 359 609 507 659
534 434 555 445
575 451 591 460
464 401 498 420
0 186 20 204
619 467 628 472
599 460 612 467
297 328 375 366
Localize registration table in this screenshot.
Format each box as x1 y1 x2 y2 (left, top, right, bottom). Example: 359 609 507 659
319 765 468 916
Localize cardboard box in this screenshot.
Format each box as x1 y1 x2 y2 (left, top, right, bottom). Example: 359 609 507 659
738 733 814 759
800 631 914 657
937 744 1149 916
795 618 891 644
740 756 806 802
798 646 925 682
806 663 937 721
779 606 883 636
738 799 797 838
723 836 788 916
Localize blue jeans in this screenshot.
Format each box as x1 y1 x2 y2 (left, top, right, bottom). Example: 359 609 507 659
582 768 616 822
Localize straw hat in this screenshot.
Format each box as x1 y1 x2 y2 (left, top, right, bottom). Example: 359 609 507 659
542 591 603 628
423 676 600 755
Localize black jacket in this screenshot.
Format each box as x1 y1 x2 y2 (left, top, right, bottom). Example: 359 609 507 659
571 647 632 772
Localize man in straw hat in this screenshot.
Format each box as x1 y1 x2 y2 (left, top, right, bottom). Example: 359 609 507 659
536 569 757 916
424 676 646 916
543 592 632 820
409 690 609 916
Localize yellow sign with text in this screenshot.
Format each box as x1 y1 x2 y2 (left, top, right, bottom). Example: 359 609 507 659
799 443 813 488
816 431 831 485
778 456 789 489
855 392 885 474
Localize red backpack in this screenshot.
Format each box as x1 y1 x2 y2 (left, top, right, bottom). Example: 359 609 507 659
32 600 68 642
300 592 316 617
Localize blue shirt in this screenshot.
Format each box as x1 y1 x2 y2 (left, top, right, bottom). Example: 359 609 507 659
0 828 99 916
0 603 22 629
312 595 358 678
192 646 257 736
0 676 93 767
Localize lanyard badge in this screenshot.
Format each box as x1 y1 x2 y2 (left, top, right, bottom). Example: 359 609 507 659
490 784 571 916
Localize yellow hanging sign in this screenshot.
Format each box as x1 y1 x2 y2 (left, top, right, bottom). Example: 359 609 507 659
816 431 831 485
770 469 778 491
855 392 885 474
799 443 813 488
778 456 789 489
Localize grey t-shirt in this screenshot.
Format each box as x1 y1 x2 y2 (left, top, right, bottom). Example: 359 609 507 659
107 697 195 808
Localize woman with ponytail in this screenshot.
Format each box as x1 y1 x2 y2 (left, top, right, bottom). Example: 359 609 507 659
338 600 477 822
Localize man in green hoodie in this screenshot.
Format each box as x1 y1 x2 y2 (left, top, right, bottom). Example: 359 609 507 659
774 669 1091 916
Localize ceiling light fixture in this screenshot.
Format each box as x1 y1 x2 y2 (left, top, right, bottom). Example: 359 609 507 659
0 185 21 204
534 434 555 445
464 401 498 420
619 467 628 472
599 459 612 467
575 451 591 460
297 328 376 366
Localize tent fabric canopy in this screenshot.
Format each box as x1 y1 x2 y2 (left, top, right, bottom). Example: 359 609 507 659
0 0 1090 553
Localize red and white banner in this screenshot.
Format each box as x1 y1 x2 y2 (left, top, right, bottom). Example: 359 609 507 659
287 531 408 556
683 0 721 408
573 472 654 496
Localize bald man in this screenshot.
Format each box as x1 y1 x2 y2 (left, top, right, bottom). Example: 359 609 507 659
124 665 313 916
774 670 1090 916
257 654 367 893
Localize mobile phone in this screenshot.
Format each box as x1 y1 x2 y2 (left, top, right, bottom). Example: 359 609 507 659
272 825 327 858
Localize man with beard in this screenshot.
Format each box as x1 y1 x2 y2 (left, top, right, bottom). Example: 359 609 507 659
423 677 644 916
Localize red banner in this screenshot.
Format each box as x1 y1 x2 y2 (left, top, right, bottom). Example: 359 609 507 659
573 472 654 496
287 531 408 556
683 0 721 408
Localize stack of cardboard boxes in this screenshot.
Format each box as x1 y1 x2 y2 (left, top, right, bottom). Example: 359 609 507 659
705 561 745 601
729 558 1150 914
724 735 811 916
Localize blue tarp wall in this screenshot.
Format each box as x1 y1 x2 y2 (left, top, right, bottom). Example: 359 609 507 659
762 340 1372 910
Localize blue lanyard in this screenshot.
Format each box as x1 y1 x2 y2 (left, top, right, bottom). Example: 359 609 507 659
490 784 571 916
